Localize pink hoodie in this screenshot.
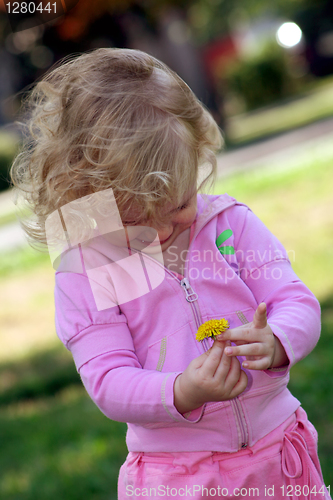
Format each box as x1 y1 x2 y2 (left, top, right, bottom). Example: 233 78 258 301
54 194 321 452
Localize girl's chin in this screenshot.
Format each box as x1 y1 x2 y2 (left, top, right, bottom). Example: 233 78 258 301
133 234 174 254
145 239 171 252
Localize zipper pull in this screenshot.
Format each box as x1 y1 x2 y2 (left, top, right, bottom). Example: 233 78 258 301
180 278 198 302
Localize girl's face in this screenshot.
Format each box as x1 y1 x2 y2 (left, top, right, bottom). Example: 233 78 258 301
122 191 197 254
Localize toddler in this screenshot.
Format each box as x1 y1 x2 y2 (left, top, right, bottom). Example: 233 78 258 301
11 48 330 499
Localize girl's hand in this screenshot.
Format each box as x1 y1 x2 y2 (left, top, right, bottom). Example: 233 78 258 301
174 340 248 415
217 303 289 371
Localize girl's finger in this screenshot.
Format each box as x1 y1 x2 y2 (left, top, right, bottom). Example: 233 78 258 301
253 302 267 329
200 340 226 377
229 369 248 399
217 326 255 344
224 354 242 389
225 342 265 358
213 341 233 381
241 357 273 371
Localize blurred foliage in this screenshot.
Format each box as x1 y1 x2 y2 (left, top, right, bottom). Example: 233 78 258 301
186 0 327 44
92 0 327 46
223 44 298 111
0 154 12 192
0 133 18 193
26 0 327 48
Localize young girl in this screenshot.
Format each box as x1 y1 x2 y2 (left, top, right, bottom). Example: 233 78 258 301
11 48 330 499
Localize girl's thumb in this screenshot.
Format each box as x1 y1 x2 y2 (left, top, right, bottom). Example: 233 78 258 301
253 302 267 328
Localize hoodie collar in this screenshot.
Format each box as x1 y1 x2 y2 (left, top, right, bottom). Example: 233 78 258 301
195 194 236 237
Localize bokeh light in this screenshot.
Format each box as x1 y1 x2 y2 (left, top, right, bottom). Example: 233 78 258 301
276 22 302 48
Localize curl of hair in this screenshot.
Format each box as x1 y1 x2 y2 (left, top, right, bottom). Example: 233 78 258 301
10 48 223 248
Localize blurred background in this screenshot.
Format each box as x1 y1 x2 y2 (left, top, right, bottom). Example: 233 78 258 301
0 0 332 498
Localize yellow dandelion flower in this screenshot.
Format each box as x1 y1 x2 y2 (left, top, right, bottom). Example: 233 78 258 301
196 318 229 342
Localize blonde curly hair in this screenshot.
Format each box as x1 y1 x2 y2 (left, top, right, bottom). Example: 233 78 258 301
10 48 223 248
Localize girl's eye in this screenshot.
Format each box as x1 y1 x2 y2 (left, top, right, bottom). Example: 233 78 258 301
177 203 188 211
122 218 148 226
122 221 137 226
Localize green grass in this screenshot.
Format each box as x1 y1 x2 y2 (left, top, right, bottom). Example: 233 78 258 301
0 390 127 500
0 346 81 406
0 347 128 500
214 153 333 300
225 76 333 145
0 187 32 227
0 245 50 277
0 245 50 279
0 210 20 227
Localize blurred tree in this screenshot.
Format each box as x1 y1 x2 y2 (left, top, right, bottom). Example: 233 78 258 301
185 0 328 44
224 43 297 111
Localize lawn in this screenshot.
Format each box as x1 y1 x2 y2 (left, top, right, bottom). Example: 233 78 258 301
0 381 127 500
0 262 128 500
214 151 333 300
225 75 333 144
0 151 332 498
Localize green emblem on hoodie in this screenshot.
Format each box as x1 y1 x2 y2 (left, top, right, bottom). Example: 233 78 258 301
216 229 235 255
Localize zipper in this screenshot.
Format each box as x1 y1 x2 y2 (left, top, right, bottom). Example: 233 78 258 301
180 271 248 449
146 258 249 449
132 207 249 449
179 275 248 449
180 277 198 302
180 277 210 352
231 399 248 449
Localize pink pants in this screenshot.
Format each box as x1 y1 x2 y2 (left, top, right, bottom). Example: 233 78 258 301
118 407 331 499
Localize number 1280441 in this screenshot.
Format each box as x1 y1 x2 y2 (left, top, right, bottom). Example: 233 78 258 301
6 2 57 14
280 485 330 497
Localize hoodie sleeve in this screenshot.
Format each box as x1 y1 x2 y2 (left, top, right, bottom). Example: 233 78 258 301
225 203 321 375
54 270 203 425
